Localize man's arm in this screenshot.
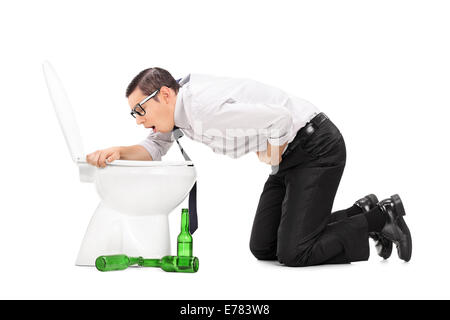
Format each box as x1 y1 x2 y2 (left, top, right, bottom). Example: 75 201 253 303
86 145 152 168
195 101 293 165
86 131 174 167
196 101 293 147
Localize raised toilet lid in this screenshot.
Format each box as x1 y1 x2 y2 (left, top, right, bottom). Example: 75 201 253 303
43 61 84 163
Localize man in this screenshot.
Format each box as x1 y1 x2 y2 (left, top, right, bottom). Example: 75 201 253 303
86 67 412 267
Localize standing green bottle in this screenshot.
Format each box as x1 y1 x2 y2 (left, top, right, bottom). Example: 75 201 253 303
177 208 193 257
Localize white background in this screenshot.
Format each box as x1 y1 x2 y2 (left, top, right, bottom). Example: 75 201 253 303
1 0 449 299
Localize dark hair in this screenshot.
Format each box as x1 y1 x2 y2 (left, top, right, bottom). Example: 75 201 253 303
125 67 180 102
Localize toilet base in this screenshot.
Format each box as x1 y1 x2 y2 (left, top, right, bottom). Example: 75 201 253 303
75 202 171 266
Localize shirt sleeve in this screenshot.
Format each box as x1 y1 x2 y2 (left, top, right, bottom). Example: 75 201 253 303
193 100 294 146
138 130 174 161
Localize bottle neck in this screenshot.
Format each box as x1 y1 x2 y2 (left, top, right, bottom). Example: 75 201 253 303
128 257 141 266
138 258 162 268
181 211 189 233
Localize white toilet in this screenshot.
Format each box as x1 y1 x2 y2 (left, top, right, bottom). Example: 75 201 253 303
43 61 196 266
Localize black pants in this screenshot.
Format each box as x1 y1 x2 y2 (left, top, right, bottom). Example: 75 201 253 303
249 114 370 267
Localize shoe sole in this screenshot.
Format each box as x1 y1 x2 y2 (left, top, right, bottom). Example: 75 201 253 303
391 194 412 262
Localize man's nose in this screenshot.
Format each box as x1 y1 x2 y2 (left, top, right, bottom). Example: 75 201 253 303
136 115 145 125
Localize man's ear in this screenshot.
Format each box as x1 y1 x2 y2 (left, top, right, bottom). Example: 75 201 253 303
159 86 171 103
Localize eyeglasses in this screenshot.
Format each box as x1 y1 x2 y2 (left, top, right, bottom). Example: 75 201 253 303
130 88 160 118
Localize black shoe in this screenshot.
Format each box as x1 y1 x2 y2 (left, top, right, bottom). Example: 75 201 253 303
354 194 379 212
354 194 393 260
378 194 412 262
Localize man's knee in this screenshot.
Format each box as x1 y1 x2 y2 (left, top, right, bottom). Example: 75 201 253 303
277 234 350 267
277 245 311 267
249 241 277 261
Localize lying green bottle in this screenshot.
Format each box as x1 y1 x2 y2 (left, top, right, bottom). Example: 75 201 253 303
95 254 199 273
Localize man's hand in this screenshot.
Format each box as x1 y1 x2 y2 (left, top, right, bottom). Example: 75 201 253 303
86 147 121 168
256 141 288 166
257 149 271 164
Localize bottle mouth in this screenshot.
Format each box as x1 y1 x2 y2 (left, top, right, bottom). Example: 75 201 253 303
193 257 199 272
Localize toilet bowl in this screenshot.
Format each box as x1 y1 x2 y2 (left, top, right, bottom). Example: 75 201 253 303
43 61 196 266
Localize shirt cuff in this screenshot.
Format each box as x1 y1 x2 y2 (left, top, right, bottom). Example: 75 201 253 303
267 131 292 146
138 141 161 161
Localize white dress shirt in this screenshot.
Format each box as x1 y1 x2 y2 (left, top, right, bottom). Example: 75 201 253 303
139 73 320 161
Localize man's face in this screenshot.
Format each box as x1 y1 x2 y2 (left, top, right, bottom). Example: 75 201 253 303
128 86 176 133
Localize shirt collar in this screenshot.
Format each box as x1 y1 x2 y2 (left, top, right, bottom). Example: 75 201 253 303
174 74 191 129
178 73 190 86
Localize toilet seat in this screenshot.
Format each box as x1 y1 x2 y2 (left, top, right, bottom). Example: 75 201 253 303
75 159 193 167
104 160 193 167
